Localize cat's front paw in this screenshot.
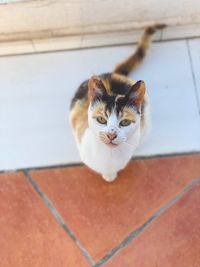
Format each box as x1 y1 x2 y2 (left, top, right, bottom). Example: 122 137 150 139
102 173 117 182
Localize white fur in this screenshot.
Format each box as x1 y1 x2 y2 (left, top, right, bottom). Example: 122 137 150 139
76 95 151 182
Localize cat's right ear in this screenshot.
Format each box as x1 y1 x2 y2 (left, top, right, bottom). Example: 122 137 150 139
88 76 107 102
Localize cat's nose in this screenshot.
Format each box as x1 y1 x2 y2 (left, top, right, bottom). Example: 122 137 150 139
107 132 117 141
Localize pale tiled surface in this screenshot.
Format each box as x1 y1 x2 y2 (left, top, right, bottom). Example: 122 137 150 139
0 39 200 171
188 39 200 112
132 40 200 155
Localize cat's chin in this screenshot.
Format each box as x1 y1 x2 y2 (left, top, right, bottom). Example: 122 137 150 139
106 142 119 148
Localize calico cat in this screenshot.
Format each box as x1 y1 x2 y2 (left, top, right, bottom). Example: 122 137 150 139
70 24 166 182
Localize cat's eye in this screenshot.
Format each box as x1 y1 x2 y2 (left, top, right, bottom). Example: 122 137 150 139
120 119 131 127
96 116 107 124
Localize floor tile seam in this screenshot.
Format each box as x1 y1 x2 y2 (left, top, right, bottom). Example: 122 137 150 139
1 151 200 174
1 36 200 58
23 170 95 266
94 175 200 267
186 39 200 115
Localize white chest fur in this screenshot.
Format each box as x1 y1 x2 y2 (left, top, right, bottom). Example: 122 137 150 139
78 126 141 181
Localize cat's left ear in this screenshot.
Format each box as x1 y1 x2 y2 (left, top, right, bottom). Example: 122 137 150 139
126 80 146 107
88 76 107 102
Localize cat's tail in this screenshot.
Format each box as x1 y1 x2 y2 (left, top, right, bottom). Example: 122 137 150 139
113 24 166 76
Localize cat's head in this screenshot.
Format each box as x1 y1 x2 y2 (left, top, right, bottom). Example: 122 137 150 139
87 75 146 147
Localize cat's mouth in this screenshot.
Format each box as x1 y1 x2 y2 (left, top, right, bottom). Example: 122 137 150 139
99 133 119 147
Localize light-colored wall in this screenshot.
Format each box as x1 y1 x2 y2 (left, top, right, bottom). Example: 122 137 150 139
1 0 200 37
0 0 200 54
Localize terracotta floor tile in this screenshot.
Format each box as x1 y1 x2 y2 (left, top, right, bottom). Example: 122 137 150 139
30 154 200 261
105 181 200 267
0 172 90 267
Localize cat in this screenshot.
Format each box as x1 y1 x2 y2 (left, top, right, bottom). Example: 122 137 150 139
69 24 166 182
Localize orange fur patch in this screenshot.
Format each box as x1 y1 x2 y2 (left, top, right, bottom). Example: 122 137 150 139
92 103 108 118
111 73 135 86
69 99 89 142
102 78 112 95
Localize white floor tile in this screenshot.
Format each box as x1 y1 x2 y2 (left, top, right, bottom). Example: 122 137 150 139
188 39 200 113
131 40 200 156
0 39 200 171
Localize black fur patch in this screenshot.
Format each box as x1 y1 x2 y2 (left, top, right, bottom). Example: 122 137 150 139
70 80 88 109
102 95 116 113
110 78 131 95
136 47 145 59
103 74 132 113
115 96 129 113
146 26 156 35
115 68 129 76
70 73 133 113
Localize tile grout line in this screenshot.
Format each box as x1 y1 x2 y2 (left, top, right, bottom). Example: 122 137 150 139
1 151 200 174
1 35 200 58
23 170 96 266
94 175 200 267
186 39 200 116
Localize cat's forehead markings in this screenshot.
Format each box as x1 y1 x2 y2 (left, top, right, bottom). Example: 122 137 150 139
115 95 125 102
92 103 106 117
119 106 136 122
105 109 111 118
